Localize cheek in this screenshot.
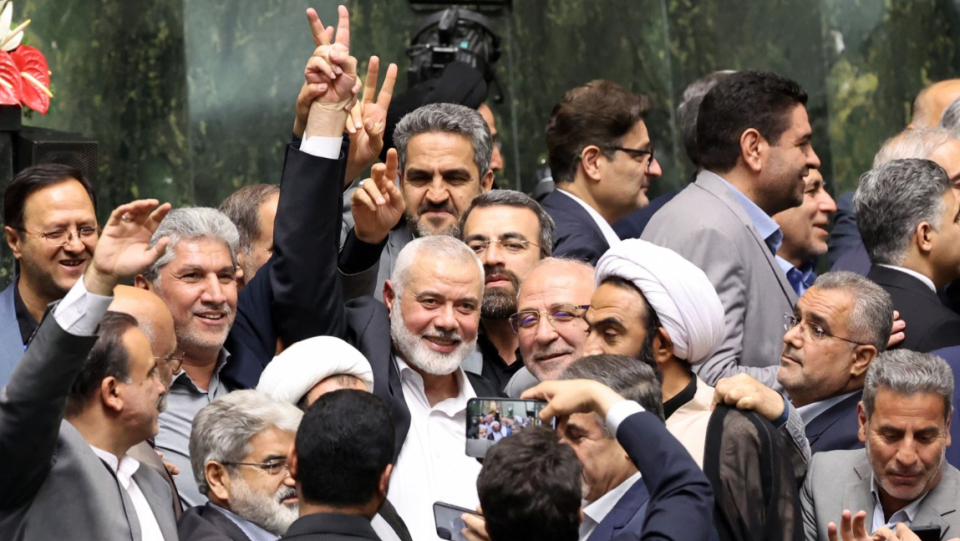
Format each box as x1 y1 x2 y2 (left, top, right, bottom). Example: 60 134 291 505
457 315 480 339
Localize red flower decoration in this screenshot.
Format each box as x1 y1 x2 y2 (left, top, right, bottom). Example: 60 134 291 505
11 45 49 114
0 49 21 106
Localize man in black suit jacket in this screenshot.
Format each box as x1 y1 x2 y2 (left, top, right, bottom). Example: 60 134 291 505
284 390 396 541
931 344 960 470
542 79 662 264
855 158 960 352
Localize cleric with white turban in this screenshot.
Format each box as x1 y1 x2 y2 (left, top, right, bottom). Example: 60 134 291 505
595 238 725 365
257 336 375 405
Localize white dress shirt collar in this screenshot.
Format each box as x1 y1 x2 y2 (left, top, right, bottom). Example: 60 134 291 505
796 390 861 425
210 502 280 541
89 445 165 541
557 189 622 248
870 474 928 532
580 472 643 541
877 264 937 293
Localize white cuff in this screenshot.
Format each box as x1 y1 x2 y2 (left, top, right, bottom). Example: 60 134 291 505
605 400 646 435
299 135 343 159
53 277 113 336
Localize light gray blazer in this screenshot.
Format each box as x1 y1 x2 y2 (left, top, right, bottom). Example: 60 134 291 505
0 310 179 540
642 171 797 388
802 449 960 540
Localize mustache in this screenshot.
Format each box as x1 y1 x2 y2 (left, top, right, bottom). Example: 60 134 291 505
484 265 520 287
417 199 457 217
275 486 297 504
423 328 464 342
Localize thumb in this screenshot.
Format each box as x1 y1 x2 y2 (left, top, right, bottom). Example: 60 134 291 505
148 237 170 262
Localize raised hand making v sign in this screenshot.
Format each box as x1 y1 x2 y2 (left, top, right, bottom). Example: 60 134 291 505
301 5 360 140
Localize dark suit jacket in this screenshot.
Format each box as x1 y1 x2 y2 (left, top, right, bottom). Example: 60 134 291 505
283 513 380 541
0 282 23 388
541 189 610 265
826 191 861 268
0 310 179 540
806 391 864 455
930 345 960 470
613 188 684 240
867 265 960 352
616 411 714 541
178 503 252 541
590 479 651 541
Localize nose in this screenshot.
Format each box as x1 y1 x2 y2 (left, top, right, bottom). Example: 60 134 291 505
896 441 919 468
820 191 837 213
426 178 450 204
62 231 86 253
200 274 228 305
647 157 663 178
491 145 504 173
808 148 822 169
534 314 559 344
582 331 604 357
483 242 506 267
433 303 458 331
282 470 296 484
783 320 803 347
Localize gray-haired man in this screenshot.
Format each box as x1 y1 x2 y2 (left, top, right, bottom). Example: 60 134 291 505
178 390 302 540
801 350 960 540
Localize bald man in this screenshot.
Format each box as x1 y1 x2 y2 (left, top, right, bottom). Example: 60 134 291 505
910 79 960 128
109 285 184 518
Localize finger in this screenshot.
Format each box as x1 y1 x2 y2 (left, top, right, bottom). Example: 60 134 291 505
828 523 840 541
306 53 337 81
149 237 171 260
107 199 161 226
144 202 173 232
305 8 329 47
838 510 853 541
362 56 380 105
350 101 363 132
334 5 350 49
385 148 399 182
363 175 387 206
851 510 868 539
377 63 398 110
352 188 377 213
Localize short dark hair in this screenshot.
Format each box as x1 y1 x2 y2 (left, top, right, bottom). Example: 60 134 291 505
696 70 809 173
545 79 651 184
459 190 557 258
562 354 665 421
677 71 736 167
218 183 280 256
477 426 582 541
64 311 139 418
295 390 395 507
4 164 97 230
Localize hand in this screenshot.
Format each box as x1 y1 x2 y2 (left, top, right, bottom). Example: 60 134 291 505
303 6 360 138
84 200 171 296
156 450 180 476
462 507 491 541
887 310 905 349
293 81 328 139
521 379 625 421
351 148 405 244
828 510 870 541
345 56 397 183
712 373 785 422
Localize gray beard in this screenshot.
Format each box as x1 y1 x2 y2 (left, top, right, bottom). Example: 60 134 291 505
228 477 299 536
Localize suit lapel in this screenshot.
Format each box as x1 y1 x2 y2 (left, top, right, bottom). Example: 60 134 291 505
133 467 178 541
590 479 651 540
0 282 24 385
805 392 863 445
547 190 609 247
844 459 877 526
695 173 798 305
911 469 959 539
387 352 412 465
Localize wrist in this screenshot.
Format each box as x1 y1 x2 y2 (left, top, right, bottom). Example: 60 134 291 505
304 101 349 138
354 228 388 245
83 268 117 297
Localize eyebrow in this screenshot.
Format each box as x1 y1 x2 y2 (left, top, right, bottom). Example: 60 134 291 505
804 311 833 332
585 314 626 331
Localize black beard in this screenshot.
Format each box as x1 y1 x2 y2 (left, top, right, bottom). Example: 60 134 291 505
636 331 663 384
482 287 517 319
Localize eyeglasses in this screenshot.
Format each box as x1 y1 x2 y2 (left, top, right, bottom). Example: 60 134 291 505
783 313 866 345
18 226 101 247
221 458 289 476
154 349 185 374
609 146 656 172
467 237 539 255
510 304 590 333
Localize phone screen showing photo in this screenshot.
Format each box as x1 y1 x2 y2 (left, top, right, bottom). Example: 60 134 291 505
465 398 554 458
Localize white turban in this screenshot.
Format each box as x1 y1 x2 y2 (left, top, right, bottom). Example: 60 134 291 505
595 239 724 365
256 336 375 404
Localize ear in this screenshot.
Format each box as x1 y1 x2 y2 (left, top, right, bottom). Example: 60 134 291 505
383 280 397 313
579 145 604 182
100 376 123 413
915 221 935 254
740 128 765 173
480 170 495 193
235 258 246 289
378 463 393 498
287 444 299 481
651 328 675 367
5 226 22 260
849 346 877 379
205 461 232 503
134 275 153 291
857 401 868 443
946 414 953 448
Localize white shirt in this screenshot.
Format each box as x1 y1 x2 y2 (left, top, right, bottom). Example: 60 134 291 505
871 475 927 533
579 472 643 541
878 264 936 293
796 390 861 425
387 356 483 541
558 189 622 248
90 446 165 541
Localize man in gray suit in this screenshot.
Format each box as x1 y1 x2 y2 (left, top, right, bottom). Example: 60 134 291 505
0 199 178 540
642 70 822 388
801 349 960 540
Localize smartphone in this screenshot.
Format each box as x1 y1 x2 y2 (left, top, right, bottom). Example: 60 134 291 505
465 398 555 458
434 501 479 541
911 526 941 541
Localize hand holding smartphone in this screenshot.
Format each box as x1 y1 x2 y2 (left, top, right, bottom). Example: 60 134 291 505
434 502 480 541
465 398 555 458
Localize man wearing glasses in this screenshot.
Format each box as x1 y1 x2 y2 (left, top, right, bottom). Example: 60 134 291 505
541 78 661 265
0 163 99 386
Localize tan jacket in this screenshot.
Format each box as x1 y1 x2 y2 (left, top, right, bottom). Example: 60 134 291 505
665 376 714 468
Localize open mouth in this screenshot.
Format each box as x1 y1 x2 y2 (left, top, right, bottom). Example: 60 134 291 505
424 335 461 353
59 259 86 270
194 312 227 324
535 351 571 363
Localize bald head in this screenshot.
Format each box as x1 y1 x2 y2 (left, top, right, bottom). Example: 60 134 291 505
911 80 960 128
109 285 177 382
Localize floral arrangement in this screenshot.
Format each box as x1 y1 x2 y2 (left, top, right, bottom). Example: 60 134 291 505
0 1 50 114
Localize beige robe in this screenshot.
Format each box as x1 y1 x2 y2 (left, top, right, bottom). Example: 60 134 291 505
664 376 714 468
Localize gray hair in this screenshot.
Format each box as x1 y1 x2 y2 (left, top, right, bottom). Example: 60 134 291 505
854 159 949 265
394 103 493 178
391 235 483 298
142 207 241 283
812 272 894 352
677 70 736 167
873 128 956 167
459 190 557 258
189 390 303 495
561 354 665 439
862 349 954 423
219 184 280 256
941 96 960 135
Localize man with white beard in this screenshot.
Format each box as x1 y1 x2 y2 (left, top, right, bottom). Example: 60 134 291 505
179 390 302 540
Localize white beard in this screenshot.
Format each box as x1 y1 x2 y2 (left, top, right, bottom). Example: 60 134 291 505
390 300 476 375
228 477 299 536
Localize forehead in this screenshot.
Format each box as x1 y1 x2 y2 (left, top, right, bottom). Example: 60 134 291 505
165 238 235 269
590 282 647 321
519 264 595 308
121 327 154 366
406 254 482 295
565 412 603 434
405 132 479 174
796 286 854 323
246 426 296 457
620 120 651 147
870 388 947 427
463 205 540 239
782 104 812 137
23 179 96 221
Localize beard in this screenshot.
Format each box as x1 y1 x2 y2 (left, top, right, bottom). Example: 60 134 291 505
407 200 461 238
390 300 476 376
481 265 520 319
229 478 299 536
865 435 945 504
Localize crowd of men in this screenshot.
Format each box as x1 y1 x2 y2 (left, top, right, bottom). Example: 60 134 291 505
3 5 960 541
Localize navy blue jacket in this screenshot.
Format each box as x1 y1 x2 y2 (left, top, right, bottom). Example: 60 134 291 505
541 189 610 265
930 345 960 470
867 265 960 353
590 478 651 541
806 391 864 455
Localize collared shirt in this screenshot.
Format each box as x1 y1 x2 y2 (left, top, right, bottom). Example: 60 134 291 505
475 327 522 392
156 349 233 508
776 256 817 297
580 472 643 541
871 475 928 532
558 189 622 248
12 277 37 348
210 502 280 541
878 264 937 293
710 171 783 256
387 354 482 541
796 390 860 425
90 446 164 541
